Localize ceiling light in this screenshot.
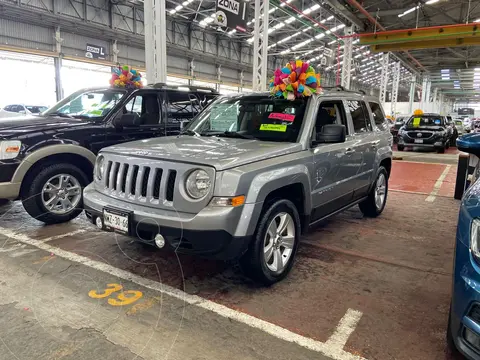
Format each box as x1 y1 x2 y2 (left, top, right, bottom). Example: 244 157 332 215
315 33 325 39
426 0 439 4
475 18 480 23
327 16 334 20
169 9 176 14
182 0 188 5
285 17 296 24
280 0 293 7
175 5 182 10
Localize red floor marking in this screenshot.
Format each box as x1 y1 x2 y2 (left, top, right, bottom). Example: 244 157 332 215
390 161 447 194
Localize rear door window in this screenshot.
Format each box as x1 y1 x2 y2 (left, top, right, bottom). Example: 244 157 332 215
369 102 388 130
346 100 372 134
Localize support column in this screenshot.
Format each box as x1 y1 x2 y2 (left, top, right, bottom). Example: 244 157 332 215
112 40 119 64
390 62 401 117
424 79 431 112
239 70 245 92
408 75 416 114
420 76 428 110
54 26 63 101
216 65 222 92
252 0 269 91
341 26 353 90
189 59 195 86
432 87 438 113
144 0 167 84
379 53 389 105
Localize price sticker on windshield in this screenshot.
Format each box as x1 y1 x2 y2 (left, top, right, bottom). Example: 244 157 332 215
413 117 421 127
259 124 287 132
268 113 295 122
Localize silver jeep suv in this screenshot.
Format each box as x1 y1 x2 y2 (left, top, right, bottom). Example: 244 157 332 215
83 89 392 284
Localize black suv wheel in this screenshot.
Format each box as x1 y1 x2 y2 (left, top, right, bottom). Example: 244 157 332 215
22 163 89 224
240 199 301 285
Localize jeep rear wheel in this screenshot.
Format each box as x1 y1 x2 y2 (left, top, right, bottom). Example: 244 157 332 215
22 163 89 224
240 199 300 285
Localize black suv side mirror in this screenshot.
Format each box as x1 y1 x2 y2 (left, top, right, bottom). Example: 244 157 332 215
114 113 140 128
315 124 346 144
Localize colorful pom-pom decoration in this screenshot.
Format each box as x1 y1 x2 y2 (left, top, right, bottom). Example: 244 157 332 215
270 60 321 100
110 65 143 89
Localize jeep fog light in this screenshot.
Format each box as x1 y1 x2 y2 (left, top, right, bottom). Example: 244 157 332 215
210 195 245 207
471 219 480 259
185 169 211 199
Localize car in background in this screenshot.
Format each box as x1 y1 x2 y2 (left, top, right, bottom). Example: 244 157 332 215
455 119 466 136
397 113 450 153
390 116 407 143
0 84 219 224
449 134 480 359
0 104 48 119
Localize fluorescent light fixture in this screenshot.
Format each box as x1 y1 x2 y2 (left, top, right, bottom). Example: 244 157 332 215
302 28 310 32
426 0 439 4
327 16 334 20
247 37 254 43
169 9 176 14
280 49 291 55
175 5 182 10
228 29 236 35
280 0 293 7
398 6 419 17
475 18 480 22
182 1 188 5
285 17 296 24
205 17 214 23
328 40 337 45
315 33 325 39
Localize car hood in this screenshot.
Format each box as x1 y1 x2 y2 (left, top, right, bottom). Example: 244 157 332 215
102 135 303 171
0 115 90 138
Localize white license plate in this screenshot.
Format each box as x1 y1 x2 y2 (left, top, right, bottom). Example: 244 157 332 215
414 139 423 144
104 209 129 234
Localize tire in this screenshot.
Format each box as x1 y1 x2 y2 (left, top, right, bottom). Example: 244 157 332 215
437 146 445 154
397 144 404 151
240 199 301 285
447 306 461 358
21 163 89 224
359 166 388 217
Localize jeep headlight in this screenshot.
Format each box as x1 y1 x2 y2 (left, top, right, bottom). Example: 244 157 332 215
471 218 480 259
0 141 21 160
95 155 105 181
185 169 211 199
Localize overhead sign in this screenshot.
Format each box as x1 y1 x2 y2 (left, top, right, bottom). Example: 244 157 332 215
85 43 106 60
215 0 247 33
324 48 334 58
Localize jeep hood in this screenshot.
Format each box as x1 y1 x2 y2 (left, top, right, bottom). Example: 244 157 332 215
102 135 303 170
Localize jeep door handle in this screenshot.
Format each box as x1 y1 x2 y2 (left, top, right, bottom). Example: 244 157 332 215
345 148 355 155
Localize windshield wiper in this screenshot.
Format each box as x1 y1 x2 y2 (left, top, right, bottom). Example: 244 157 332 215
218 131 256 140
180 129 200 136
46 112 74 118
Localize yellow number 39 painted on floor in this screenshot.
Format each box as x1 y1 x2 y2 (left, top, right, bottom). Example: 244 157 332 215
88 283 143 306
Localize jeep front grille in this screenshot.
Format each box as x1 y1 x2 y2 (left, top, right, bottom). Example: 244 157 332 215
407 131 434 139
103 160 179 203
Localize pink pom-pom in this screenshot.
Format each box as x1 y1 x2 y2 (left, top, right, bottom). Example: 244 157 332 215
280 73 289 79
301 63 309 73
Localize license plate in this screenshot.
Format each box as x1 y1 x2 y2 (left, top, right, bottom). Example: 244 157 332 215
104 208 130 234
414 139 423 144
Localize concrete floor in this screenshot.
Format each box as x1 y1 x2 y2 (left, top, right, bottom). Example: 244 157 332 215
0 153 464 360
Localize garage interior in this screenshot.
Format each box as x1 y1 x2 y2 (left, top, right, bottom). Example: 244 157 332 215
1 0 480 360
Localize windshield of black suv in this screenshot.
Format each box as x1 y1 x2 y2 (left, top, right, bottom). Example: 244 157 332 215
43 88 127 119
184 95 307 142
406 114 445 127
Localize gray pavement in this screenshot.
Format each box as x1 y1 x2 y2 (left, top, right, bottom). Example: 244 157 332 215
0 236 331 360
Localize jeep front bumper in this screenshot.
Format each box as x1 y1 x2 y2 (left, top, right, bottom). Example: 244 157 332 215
83 184 256 260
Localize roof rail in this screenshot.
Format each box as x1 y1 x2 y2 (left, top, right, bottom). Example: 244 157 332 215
323 86 366 95
149 83 219 93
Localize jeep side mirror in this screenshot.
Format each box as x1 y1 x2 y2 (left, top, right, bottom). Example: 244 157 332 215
315 124 346 144
114 113 140 128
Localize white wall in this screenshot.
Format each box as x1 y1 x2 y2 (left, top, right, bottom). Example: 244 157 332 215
383 101 453 116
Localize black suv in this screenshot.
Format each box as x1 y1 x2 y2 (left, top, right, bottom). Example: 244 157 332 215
0 83 218 223
397 113 450 153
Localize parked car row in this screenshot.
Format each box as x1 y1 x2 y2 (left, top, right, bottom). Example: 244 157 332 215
0 85 393 284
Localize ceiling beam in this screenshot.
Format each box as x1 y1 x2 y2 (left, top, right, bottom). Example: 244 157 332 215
321 0 366 29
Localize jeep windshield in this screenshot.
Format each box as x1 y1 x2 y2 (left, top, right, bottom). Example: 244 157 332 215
184 95 307 142
406 115 445 128
42 88 127 119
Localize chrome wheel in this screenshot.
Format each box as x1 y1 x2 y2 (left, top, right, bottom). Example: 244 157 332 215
375 173 386 210
41 174 82 215
263 212 296 273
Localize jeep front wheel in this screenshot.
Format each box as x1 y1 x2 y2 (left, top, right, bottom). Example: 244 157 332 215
240 199 300 285
22 163 89 224
359 167 388 217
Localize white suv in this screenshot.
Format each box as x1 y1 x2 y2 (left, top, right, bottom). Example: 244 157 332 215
0 104 48 119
